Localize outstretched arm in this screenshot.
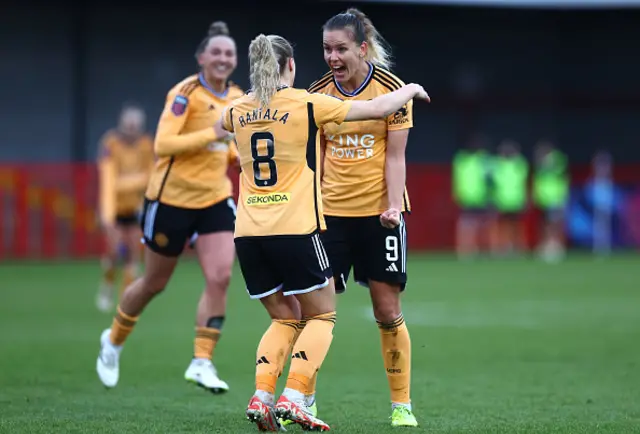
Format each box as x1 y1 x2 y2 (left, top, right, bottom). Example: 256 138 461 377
345 84 429 122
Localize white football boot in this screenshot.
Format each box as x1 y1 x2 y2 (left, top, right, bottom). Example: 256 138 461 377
184 358 229 393
96 328 121 388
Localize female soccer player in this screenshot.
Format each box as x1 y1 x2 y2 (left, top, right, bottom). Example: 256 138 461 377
96 21 242 394
96 103 154 313
225 33 428 431
307 8 422 427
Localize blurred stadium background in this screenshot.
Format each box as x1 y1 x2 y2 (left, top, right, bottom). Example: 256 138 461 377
1 0 639 433
2 0 640 257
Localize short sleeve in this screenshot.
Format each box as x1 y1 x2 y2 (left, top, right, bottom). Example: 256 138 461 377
387 98 413 131
222 106 234 132
227 139 239 164
307 93 352 127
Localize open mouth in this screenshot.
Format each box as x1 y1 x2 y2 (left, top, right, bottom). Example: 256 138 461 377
332 66 346 75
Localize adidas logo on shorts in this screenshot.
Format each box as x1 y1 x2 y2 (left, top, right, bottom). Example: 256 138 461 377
386 263 399 272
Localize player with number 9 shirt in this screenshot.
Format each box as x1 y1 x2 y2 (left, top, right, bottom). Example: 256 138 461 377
307 8 423 427
221 34 429 431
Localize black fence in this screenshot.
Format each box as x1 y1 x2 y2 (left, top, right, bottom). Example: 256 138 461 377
1 0 639 162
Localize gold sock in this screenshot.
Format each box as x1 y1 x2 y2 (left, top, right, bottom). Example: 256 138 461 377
255 319 301 393
306 372 318 397
194 327 221 360
285 312 335 394
109 306 139 346
378 313 412 404
300 318 317 397
280 319 305 378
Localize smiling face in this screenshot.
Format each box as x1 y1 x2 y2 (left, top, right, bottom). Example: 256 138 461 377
323 28 367 84
119 107 145 136
198 35 237 82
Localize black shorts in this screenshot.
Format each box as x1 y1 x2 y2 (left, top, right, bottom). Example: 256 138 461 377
115 213 140 227
235 233 332 299
321 215 407 293
140 197 236 257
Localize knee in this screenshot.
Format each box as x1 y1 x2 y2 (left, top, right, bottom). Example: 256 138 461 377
140 272 170 296
204 266 232 293
373 305 401 324
371 294 401 324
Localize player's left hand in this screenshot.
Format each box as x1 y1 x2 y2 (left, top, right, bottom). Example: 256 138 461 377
380 208 401 229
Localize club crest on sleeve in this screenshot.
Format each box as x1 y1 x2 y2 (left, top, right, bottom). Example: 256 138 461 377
171 95 188 116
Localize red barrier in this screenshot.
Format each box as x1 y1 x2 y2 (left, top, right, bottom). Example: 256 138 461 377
42 187 56 258
73 166 89 258
13 169 29 259
0 162 638 259
0 184 4 259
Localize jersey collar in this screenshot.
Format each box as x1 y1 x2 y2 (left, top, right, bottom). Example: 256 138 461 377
334 62 374 98
245 85 289 95
198 72 229 98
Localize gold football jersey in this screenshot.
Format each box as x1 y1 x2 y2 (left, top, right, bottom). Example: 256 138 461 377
223 87 352 238
309 64 413 217
146 74 244 208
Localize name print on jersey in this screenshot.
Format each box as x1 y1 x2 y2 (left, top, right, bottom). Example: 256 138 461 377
329 134 375 160
238 107 290 127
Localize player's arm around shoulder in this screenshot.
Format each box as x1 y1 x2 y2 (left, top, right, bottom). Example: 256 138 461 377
304 90 352 127
346 84 428 122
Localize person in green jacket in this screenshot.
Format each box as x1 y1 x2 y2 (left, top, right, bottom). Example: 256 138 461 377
490 139 529 255
533 140 569 262
452 135 492 258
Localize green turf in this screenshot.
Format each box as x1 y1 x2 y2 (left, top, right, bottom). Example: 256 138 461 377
1 254 639 433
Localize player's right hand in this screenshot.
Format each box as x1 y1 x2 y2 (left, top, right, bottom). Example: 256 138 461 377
380 208 401 229
409 84 431 102
213 120 234 143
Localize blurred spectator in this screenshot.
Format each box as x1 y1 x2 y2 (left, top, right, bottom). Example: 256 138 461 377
452 134 493 259
587 150 615 257
489 139 529 255
95 102 154 312
533 140 569 263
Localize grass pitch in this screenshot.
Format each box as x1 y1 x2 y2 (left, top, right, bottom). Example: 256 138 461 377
1 253 639 433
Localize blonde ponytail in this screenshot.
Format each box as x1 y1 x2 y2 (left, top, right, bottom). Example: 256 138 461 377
346 8 392 69
248 34 295 108
249 35 279 108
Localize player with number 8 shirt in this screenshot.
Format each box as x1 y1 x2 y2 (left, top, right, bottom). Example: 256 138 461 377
306 8 423 427
221 33 429 431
